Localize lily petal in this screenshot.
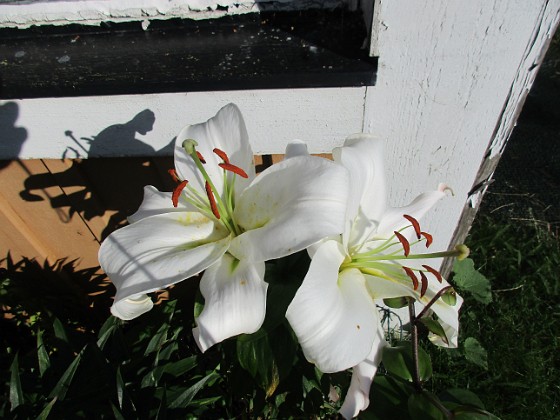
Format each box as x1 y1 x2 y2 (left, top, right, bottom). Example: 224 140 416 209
128 185 194 223
193 254 266 352
333 134 386 248
110 294 154 320
174 103 255 203
99 212 231 319
339 324 386 419
286 240 377 373
376 188 447 241
229 155 349 262
284 139 310 158
364 270 463 347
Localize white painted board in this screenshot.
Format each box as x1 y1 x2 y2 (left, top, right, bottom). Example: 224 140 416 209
1 87 366 159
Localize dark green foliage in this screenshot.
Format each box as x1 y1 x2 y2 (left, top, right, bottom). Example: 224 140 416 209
429 215 560 419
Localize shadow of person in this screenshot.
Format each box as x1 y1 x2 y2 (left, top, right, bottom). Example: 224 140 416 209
21 109 175 240
0 102 28 170
87 109 157 157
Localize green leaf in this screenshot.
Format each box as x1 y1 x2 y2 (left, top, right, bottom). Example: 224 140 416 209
462 337 488 370
9 353 24 411
96 316 120 349
52 316 69 343
141 356 198 388
237 323 297 397
168 371 218 409
37 329 51 377
48 346 86 400
110 402 127 420
366 375 412 419
418 317 449 346
454 409 501 419
439 388 485 409
116 366 125 409
408 390 448 420
384 296 409 309
36 398 57 420
382 342 432 382
452 258 492 304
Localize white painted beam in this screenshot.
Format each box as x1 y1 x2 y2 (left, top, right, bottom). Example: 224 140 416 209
1 87 366 159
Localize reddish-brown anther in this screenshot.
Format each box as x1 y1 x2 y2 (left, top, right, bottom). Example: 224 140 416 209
403 214 422 239
394 230 411 257
213 148 230 164
172 180 188 208
205 181 220 219
168 168 180 183
196 151 206 164
422 264 443 283
419 271 429 297
219 163 249 178
403 266 419 290
421 231 433 247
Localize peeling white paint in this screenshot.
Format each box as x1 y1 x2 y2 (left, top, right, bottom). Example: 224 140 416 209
0 0 348 28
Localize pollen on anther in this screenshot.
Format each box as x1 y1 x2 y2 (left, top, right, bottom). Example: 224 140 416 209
168 168 180 183
172 180 188 207
403 266 419 290
213 148 230 164
420 231 433 247
219 162 249 178
403 214 422 239
196 151 206 164
419 271 429 297
422 264 443 283
205 181 220 219
394 231 411 257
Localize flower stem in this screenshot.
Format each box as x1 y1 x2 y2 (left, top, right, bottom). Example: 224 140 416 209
408 298 422 392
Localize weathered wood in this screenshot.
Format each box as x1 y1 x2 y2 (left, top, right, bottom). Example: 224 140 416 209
0 159 102 267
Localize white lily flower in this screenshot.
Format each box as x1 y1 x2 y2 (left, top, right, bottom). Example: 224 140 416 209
286 134 465 419
99 104 349 352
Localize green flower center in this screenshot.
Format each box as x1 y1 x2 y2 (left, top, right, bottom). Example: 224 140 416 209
341 214 469 297
170 139 249 236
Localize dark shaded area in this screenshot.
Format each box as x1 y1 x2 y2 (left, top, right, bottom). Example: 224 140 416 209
19 110 175 239
0 8 376 99
479 38 560 231
0 101 27 168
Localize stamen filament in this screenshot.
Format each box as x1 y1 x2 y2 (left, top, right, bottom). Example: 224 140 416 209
350 247 466 263
219 162 249 178
394 231 411 256
403 266 419 290
168 168 180 183
419 271 428 297
213 148 230 163
205 181 220 219
172 180 188 207
422 264 443 282
183 139 241 235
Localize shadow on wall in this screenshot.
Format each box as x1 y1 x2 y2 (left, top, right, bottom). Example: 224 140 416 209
0 102 27 170
20 109 176 240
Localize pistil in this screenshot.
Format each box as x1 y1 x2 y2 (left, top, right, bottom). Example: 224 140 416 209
167 139 248 236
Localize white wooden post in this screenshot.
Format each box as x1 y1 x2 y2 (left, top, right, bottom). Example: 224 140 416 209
365 0 560 273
